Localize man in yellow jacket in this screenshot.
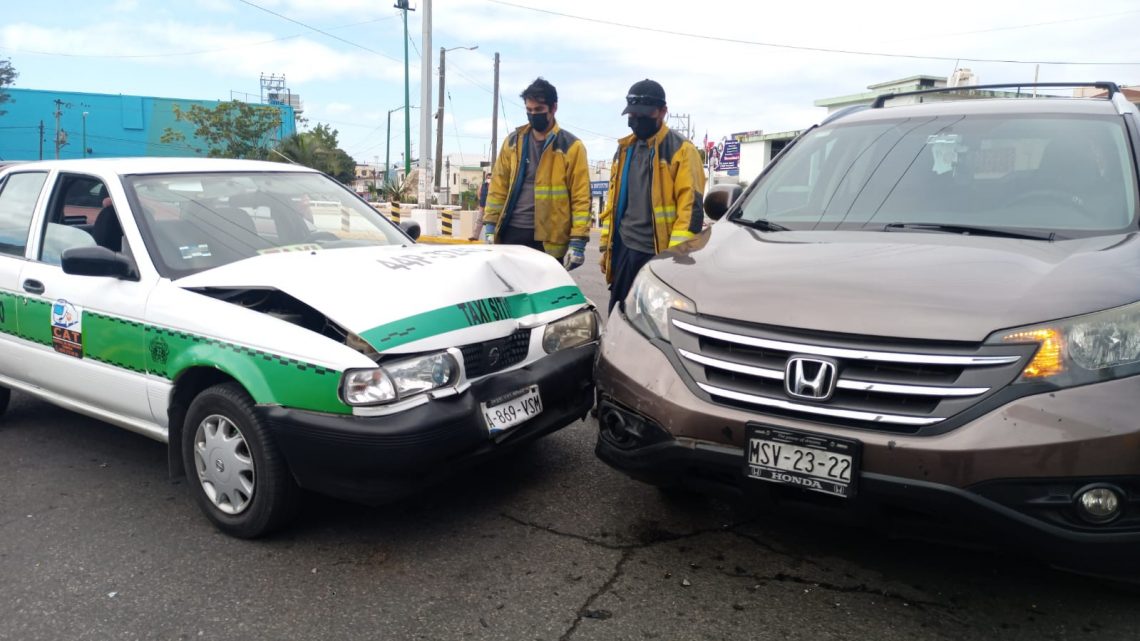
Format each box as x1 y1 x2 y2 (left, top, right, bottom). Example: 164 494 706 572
483 78 593 270
599 79 706 312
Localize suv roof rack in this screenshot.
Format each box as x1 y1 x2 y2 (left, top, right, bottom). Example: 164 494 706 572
871 81 1121 109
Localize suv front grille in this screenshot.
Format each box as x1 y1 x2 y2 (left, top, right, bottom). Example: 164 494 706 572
669 313 1029 434
460 328 532 378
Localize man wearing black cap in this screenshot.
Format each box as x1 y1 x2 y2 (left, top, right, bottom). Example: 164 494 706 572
598 79 706 312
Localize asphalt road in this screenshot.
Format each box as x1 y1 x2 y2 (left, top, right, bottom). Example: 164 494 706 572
2 236 1138 641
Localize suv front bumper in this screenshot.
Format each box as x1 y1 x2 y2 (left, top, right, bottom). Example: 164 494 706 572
259 344 595 504
596 311 1140 575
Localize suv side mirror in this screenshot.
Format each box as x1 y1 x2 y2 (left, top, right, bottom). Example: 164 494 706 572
703 184 743 221
400 219 421 240
61 246 138 280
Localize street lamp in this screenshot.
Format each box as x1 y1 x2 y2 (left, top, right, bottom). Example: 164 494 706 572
394 0 415 175
82 112 88 158
434 44 478 193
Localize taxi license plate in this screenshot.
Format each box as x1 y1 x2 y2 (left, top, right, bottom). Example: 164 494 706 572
744 425 861 498
481 385 543 436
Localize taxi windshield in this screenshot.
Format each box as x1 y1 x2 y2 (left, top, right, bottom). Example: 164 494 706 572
124 171 407 278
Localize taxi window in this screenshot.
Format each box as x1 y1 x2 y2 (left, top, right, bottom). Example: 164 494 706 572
0 172 48 257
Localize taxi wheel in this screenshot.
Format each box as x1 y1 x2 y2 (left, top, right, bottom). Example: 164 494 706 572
182 383 298 538
0 386 9 417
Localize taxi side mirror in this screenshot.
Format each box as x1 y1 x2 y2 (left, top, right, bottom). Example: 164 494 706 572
61 246 138 280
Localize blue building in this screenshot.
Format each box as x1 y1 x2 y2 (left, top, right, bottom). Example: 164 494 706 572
0 88 296 161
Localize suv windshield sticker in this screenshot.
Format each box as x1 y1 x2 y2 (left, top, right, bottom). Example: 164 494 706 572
50 299 83 358
361 285 586 350
926 134 962 175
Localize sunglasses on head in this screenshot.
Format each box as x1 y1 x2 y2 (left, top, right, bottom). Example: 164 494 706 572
626 95 664 106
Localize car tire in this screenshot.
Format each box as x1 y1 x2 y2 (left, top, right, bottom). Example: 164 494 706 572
182 382 298 538
0 385 9 417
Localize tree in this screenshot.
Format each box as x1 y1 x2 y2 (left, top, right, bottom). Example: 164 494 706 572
271 123 355 184
0 58 18 117
160 100 283 159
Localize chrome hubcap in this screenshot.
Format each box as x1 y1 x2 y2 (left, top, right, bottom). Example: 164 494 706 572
193 414 255 515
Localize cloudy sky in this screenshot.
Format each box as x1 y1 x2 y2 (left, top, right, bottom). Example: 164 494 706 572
2 0 1139 167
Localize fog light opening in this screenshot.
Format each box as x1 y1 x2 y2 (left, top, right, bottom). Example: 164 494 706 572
600 407 633 446
1074 485 1123 524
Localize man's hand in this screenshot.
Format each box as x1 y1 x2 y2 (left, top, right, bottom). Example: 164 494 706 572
483 224 496 244
563 237 587 271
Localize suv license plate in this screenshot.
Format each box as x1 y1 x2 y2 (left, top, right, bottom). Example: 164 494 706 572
481 385 543 436
744 425 861 498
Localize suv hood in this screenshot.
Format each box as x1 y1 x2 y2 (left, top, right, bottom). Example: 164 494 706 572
175 244 586 353
654 223 1140 342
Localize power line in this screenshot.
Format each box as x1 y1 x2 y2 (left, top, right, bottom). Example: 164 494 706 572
447 90 464 159
234 0 401 63
0 15 400 59
883 8 1140 43
487 0 1140 66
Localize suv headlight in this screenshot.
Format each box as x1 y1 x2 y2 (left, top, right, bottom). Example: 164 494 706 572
625 268 695 342
341 351 460 406
543 308 599 353
991 301 1140 386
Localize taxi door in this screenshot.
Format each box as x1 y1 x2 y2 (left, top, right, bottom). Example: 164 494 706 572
0 169 51 381
18 171 158 424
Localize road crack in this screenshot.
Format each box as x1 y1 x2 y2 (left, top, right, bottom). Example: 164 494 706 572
498 512 754 552
558 549 631 641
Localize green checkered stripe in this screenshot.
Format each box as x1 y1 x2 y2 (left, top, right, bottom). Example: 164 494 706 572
0 292 350 415
361 285 587 350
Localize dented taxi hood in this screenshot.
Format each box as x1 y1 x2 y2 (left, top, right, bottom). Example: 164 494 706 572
173 244 587 353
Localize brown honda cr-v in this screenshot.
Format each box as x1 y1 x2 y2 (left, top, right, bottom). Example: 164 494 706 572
595 82 1140 575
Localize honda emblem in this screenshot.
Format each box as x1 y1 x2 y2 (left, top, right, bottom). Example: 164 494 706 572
784 356 838 401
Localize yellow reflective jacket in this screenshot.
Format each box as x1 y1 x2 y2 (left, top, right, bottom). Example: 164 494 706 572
483 122 592 257
598 125 706 283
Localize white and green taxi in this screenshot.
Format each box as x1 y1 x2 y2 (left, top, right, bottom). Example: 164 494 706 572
0 158 598 537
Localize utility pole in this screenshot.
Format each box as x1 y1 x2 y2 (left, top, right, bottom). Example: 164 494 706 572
52 97 69 158
374 155 380 192
435 46 447 193
396 0 414 176
434 45 477 195
444 156 450 205
82 112 89 158
418 0 433 207
491 52 500 167
38 121 44 160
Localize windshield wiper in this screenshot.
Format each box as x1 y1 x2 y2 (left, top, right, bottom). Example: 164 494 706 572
883 222 1056 241
733 217 790 232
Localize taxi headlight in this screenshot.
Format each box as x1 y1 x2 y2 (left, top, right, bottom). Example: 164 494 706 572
993 301 1140 385
341 352 459 406
543 309 599 353
625 268 695 342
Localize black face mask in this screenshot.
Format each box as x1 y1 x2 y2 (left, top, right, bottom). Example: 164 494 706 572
628 116 660 140
527 112 550 133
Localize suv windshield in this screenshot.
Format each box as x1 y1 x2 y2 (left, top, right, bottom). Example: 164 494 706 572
125 171 407 278
734 114 1138 237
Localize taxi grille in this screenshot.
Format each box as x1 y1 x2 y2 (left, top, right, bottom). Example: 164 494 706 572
668 312 1030 434
461 328 532 378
